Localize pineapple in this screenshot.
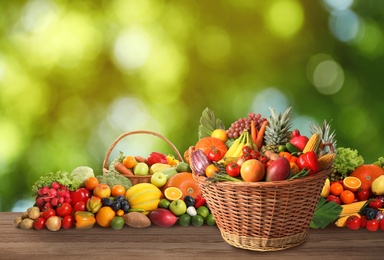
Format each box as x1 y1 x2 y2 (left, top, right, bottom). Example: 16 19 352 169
310 119 338 181
309 119 337 157
261 107 292 153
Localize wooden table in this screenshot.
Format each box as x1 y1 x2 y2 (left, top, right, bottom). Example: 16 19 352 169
1 212 383 259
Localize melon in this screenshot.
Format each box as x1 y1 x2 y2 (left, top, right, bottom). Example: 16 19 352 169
125 183 162 212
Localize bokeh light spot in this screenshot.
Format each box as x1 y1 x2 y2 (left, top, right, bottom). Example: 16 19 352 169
354 20 384 59
265 0 304 39
329 9 360 42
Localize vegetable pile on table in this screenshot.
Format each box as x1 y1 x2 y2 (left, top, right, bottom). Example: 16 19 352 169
12 107 384 232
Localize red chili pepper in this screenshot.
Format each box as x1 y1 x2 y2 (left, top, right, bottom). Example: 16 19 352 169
147 152 168 166
194 195 206 208
297 151 319 175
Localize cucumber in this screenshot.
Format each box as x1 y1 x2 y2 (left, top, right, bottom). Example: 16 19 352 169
286 142 300 153
175 162 192 173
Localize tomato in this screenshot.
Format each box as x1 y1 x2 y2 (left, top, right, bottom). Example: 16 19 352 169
356 188 370 201
207 149 222 161
346 215 361 230
326 195 341 205
70 188 91 206
56 202 73 217
42 208 56 220
366 219 379 232
242 146 253 154
368 198 383 209
380 219 384 231
360 215 367 228
61 215 74 229
226 162 240 177
73 201 87 213
33 217 46 230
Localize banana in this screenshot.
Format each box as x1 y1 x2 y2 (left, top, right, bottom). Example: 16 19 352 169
223 136 242 158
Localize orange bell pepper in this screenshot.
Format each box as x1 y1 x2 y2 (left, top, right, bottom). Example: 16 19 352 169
75 211 96 229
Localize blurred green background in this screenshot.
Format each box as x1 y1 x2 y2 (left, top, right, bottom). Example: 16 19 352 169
1 0 383 212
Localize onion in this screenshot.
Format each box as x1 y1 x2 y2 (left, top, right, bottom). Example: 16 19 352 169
191 149 211 176
45 216 61 231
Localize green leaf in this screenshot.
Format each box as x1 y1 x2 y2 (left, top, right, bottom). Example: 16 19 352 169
198 107 225 139
310 197 342 229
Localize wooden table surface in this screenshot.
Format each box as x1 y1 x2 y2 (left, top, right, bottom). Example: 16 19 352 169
1 212 383 260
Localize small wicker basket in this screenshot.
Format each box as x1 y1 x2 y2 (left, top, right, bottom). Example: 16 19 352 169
192 161 332 252
102 130 183 185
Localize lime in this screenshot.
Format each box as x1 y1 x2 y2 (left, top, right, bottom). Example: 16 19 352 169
158 198 171 209
191 215 204 227
110 216 125 230
197 206 210 219
179 213 191 227
206 213 216 226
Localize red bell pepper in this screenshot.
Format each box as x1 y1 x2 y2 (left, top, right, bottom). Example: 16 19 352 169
289 129 309 152
297 151 319 175
194 195 206 208
147 152 168 166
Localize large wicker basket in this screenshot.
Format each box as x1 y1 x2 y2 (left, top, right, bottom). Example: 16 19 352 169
193 165 332 252
102 130 183 185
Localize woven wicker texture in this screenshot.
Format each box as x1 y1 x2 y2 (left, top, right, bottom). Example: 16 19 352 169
193 167 331 251
103 130 183 185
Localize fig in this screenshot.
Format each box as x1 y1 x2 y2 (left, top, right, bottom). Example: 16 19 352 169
148 208 178 228
265 156 291 182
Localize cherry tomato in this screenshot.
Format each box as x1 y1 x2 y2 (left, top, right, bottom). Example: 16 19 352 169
242 146 253 154
366 219 379 232
33 217 46 230
56 202 73 217
346 215 361 230
42 208 56 220
73 201 86 213
207 149 222 161
360 215 367 228
380 219 384 231
226 162 240 177
61 215 74 229
356 188 370 201
326 195 341 205
368 198 383 209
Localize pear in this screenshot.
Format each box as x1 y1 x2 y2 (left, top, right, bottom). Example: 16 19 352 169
371 175 384 196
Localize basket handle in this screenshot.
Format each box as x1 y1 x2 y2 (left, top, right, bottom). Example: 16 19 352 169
102 130 184 173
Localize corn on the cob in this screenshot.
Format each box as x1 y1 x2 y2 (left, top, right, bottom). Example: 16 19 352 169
303 133 321 153
335 213 361 227
318 153 336 171
339 200 367 217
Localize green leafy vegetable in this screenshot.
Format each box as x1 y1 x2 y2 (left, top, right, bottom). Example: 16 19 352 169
96 172 132 190
333 147 364 178
70 166 95 189
310 197 342 229
373 157 384 168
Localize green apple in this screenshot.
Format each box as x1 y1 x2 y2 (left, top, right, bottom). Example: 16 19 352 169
169 199 187 216
133 162 149 176
151 172 167 188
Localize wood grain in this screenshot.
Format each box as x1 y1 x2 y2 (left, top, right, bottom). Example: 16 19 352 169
1 212 383 259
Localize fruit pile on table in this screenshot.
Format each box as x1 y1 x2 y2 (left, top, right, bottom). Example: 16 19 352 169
13 107 384 232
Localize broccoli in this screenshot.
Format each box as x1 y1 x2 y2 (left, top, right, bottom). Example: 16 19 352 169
96 172 132 190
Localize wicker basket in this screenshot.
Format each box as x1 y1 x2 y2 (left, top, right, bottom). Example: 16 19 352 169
193 165 332 252
102 130 183 185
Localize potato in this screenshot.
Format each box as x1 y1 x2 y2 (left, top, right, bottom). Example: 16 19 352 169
19 218 35 230
13 216 23 228
123 212 151 228
28 206 41 220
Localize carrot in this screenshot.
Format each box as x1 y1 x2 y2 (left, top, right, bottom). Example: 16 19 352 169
114 162 134 176
134 156 147 163
251 120 258 147
255 120 268 151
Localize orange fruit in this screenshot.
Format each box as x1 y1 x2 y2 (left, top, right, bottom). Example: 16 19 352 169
211 129 228 143
240 159 265 182
205 164 219 177
340 190 355 204
162 172 201 200
111 184 126 197
85 177 99 191
349 164 384 190
96 206 116 227
343 176 361 192
123 155 137 169
195 137 228 158
164 187 183 201
330 182 344 196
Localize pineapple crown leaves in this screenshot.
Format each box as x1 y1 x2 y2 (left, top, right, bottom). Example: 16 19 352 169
264 106 293 145
198 107 225 139
310 119 337 155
